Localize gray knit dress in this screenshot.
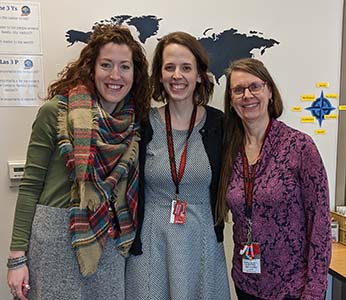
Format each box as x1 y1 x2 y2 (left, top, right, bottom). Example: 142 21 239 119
27 205 125 300
125 108 230 300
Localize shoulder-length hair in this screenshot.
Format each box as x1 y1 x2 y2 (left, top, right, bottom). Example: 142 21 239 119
216 58 283 223
46 24 151 121
151 31 214 105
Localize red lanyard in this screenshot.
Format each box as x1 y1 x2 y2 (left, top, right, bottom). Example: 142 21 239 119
165 105 197 195
242 119 272 219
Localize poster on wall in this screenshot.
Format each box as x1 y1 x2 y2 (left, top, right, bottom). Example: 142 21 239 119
0 1 42 54
0 1 42 106
0 55 44 106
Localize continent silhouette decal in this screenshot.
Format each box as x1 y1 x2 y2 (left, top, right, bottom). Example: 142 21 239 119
199 28 279 83
66 15 161 45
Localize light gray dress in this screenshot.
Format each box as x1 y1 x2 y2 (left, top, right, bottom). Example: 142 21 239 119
125 108 230 300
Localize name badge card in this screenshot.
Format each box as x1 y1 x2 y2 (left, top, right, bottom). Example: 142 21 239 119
170 199 186 224
240 242 261 274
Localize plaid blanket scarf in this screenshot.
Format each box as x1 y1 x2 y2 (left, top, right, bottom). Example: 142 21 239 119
57 85 139 276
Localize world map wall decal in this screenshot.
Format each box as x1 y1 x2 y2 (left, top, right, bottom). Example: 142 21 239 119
65 14 280 84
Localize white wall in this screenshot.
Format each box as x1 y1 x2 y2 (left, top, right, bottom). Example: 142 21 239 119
0 0 343 299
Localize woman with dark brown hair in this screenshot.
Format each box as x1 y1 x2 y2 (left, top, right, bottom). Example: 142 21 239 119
7 24 150 300
126 31 230 300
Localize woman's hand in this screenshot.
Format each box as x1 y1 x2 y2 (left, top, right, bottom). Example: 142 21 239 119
7 251 30 300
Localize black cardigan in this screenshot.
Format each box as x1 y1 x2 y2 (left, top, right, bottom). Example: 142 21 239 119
130 105 225 255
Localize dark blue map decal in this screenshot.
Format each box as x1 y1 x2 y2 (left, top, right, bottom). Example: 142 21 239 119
305 91 336 127
65 14 280 84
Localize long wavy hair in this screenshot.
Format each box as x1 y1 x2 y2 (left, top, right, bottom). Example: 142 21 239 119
46 24 151 121
216 58 283 223
150 31 214 105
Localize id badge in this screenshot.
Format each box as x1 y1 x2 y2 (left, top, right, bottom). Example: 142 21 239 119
240 242 261 274
170 199 186 224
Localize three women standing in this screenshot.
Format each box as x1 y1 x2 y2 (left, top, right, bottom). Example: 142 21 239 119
8 22 330 300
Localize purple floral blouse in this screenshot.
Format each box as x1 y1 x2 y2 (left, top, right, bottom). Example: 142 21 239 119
227 119 331 300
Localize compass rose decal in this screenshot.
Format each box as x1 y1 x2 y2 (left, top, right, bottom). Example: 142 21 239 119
305 91 336 127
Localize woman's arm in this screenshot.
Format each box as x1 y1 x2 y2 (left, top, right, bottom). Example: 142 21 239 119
299 136 331 300
10 99 58 251
7 99 58 300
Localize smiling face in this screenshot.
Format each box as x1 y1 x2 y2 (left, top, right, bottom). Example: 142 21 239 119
160 43 201 104
94 42 134 113
230 70 272 125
